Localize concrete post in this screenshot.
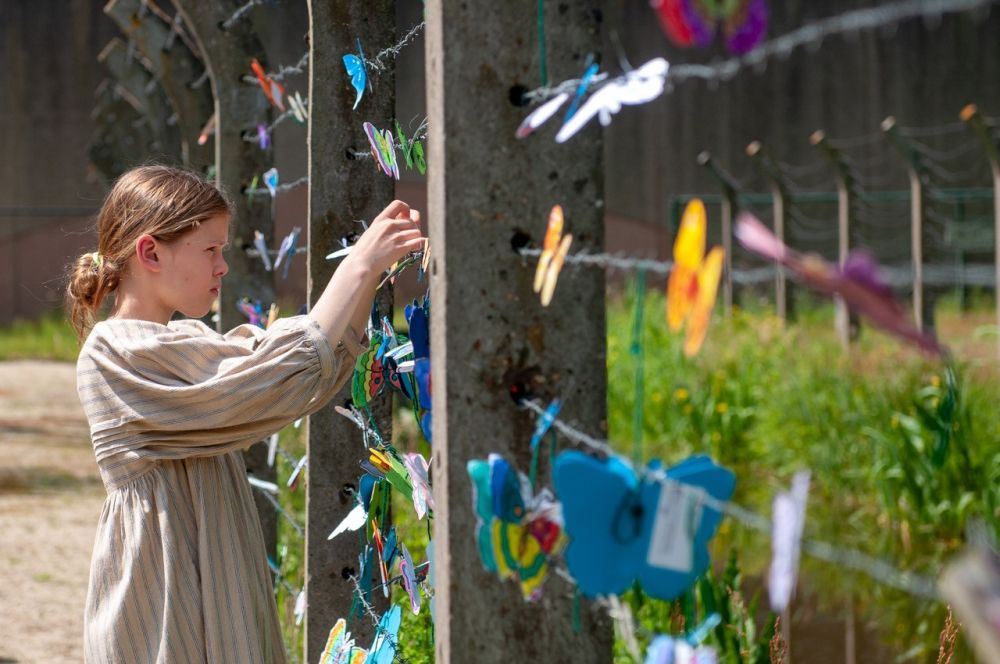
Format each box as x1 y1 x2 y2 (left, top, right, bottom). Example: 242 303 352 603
426 1 612 661
303 1 395 660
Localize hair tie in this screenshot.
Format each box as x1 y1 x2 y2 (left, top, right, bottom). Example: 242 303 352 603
89 251 104 271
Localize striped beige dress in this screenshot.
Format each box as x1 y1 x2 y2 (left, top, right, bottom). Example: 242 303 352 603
76 315 365 663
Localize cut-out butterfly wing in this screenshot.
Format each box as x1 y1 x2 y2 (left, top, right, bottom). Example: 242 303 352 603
250 58 285 111
554 450 735 600
363 122 400 180
342 39 368 111
666 199 724 356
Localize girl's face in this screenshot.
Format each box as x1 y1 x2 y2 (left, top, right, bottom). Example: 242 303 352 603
158 213 231 318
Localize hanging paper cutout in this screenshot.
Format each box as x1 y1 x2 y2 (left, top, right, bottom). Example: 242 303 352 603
516 58 668 143
363 122 400 180
666 198 724 357
238 297 267 328
563 57 600 123
198 113 216 146
405 298 432 442
652 0 769 55
318 605 401 664
398 542 421 614
342 38 368 111
328 502 366 540
257 123 271 150
467 453 566 601
288 91 308 123
532 205 573 306
735 212 944 355
250 58 286 111
394 119 427 174
366 605 402 664
263 168 279 197
553 450 734 599
253 230 273 271
403 452 433 519
769 470 810 612
274 227 301 280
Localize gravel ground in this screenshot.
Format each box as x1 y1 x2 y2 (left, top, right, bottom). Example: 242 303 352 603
0 360 103 663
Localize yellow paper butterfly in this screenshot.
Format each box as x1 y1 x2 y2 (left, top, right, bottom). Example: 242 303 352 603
532 205 573 307
666 199 724 356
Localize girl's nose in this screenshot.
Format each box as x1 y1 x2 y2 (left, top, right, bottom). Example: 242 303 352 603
216 255 229 278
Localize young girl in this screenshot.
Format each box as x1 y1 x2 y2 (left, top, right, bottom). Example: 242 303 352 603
67 165 424 663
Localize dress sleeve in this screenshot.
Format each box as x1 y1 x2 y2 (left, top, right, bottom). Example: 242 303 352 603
81 315 366 462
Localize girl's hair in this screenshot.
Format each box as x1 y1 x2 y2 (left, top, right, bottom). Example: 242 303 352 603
66 165 234 342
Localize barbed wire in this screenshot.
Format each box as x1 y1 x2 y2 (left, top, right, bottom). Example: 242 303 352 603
368 21 426 73
221 0 271 31
252 481 305 536
898 121 970 137
244 107 300 145
346 573 409 664
521 400 940 600
249 175 309 197
243 52 310 85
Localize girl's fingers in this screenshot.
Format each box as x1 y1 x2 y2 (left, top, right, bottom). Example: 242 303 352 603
379 200 411 222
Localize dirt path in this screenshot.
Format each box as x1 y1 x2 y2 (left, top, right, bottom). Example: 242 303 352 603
0 360 103 663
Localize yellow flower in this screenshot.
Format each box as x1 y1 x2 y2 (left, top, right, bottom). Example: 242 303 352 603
674 388 689 402
930 375 941 388
716 402 729 414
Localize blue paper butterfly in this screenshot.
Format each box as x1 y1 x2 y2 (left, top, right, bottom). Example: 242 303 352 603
554 451 735 600
342 38 368 111
405 299 432 443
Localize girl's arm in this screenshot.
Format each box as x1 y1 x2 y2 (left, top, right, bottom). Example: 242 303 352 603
309 200 423 347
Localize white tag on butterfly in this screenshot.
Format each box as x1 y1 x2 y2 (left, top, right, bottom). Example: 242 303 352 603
646 482 700 572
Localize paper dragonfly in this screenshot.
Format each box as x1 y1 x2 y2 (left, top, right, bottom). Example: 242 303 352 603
769 470 810 612
468 454 566 601
342 38 369 111
250 58 285 112
667 198 724 357
734 212 945 356
256 123 270 150
533 205 573 307
554 450 734 599
274 227 301 280
652 0 769 55
318 606 401 664
516 58 669 143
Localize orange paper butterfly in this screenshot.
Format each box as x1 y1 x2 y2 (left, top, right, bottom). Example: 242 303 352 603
250 58 285 112
533 205 573 307
666 199 724 356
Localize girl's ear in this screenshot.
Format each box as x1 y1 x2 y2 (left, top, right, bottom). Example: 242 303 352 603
135 234 162 273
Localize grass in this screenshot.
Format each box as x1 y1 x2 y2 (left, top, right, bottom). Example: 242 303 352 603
0 311 79 362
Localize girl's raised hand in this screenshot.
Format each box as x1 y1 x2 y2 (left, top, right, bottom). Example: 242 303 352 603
346 200 425 277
